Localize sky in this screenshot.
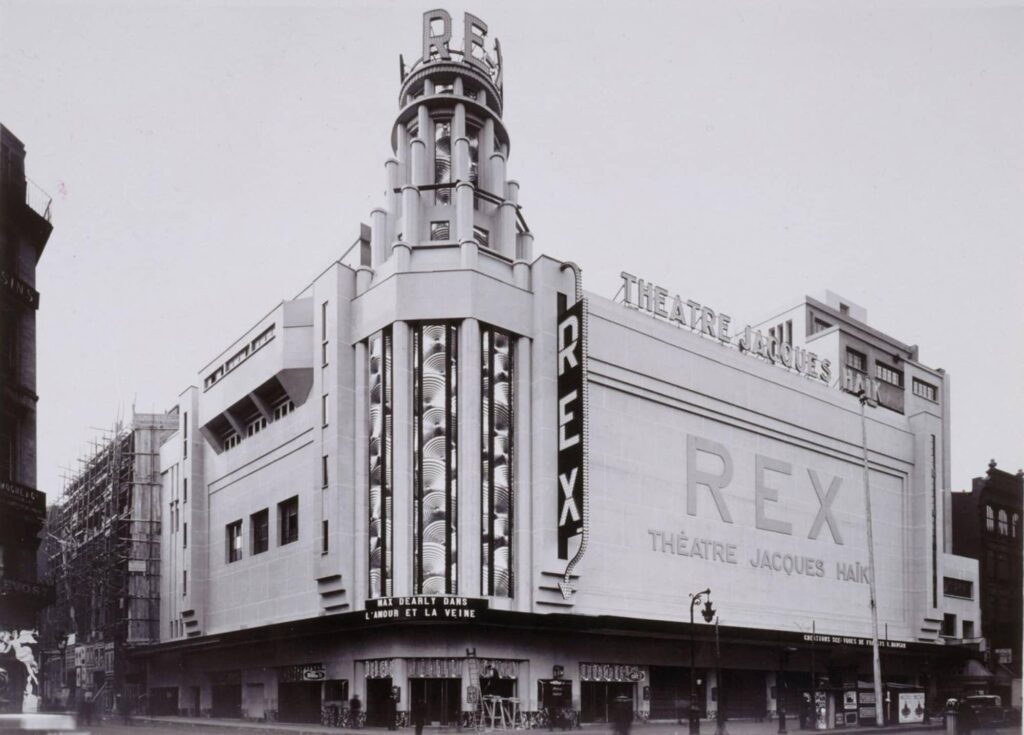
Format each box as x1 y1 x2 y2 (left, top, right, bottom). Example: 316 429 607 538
1 0 1022 502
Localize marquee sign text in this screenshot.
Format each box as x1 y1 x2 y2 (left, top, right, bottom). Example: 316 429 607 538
364 596 487 622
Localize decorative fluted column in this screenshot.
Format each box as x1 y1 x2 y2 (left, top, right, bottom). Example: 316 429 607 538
385 158 400 247
458 319 482 594
370 208 388 266
390 321 412 594
480 118 495 197
514 335 533 608
453 102 477 269
353 340 369 606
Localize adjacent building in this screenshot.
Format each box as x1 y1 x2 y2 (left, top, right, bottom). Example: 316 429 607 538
137 11 981 728
948 462 1023 708
39 413 177 712
0 124 53 714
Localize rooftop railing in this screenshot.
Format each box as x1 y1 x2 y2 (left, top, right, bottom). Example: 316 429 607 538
25 177 53 222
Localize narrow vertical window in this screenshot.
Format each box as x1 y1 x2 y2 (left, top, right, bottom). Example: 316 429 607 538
183 522 188 549
226 520 243 562
322 394 329 427
321 301 329 367
183 412 188 458
322 455 329 487
481 327 514 597
322 519 329 554
182 570 187 595
412 322 459 594
368 329 394 598
183 478 188 503
279 496 299 545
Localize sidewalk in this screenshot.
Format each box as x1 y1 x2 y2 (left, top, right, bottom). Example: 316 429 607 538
123 715 943 735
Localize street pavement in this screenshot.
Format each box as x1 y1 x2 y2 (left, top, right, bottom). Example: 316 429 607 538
62 717 1022 735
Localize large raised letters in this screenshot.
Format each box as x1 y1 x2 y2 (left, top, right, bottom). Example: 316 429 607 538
755 455 793 536
686 436 734 523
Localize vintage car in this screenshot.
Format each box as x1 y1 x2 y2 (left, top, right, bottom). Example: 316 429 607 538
962 694 1007 726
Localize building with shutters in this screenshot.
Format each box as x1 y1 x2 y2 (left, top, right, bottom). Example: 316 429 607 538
137 11 984 728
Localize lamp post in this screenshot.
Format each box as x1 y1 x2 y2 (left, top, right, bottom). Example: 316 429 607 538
714 617 728 735
858 390 884 726
689 589 716 735
777 646 798 734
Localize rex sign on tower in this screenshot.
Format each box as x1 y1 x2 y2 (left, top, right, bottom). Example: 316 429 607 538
557 294 585 559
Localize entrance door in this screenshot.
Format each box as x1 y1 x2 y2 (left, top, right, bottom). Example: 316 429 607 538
211 684 241 718
720 669 766 719
410 678 460 725
581 682 635 723
365 678 393 727
278 681 322 723
649 667 706 720
149 687 178 716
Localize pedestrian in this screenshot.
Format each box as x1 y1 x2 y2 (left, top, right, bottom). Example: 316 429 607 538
349 693 362 728
612 695 632 735
413 700 426 735
387 687 398 731
83 690 94 726
799 692 810 730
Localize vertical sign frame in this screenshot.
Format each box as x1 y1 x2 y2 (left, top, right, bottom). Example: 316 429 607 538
556 292 586 561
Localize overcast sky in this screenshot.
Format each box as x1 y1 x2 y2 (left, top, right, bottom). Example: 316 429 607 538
2 0 1021 502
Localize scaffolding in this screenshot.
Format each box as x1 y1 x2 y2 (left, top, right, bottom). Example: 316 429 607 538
42 412 176 707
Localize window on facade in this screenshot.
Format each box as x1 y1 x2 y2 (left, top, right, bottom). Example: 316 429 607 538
223 432 241 451
473 225 489 249
321 301 329 367
321 395 329 427
434 119 452 204
226 520 243 563
322 519 329 554
430 220 450 240
251 509 269 554
279 496 299 545
912 378 938 401
943 576 972 599
839 303 850 315
183 570 187 595
322 455 329 488
845 349 866 373
998 509 1009 536
875 363 903 387
183 478 188 503
272 398 294 421
811 317 832 335
963 620 975 639
941 613 956 637
246 415 267 437
986 505 995 532
0 419 13 481
1013 513 1020 539
183 412 188 458
183 522 188 549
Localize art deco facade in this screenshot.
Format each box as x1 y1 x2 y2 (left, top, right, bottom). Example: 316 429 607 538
140 12 982 727
0 124 53 713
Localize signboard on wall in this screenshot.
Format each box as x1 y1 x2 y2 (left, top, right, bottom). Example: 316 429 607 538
279 663 325 682
897 693 925 724
557 294 585 559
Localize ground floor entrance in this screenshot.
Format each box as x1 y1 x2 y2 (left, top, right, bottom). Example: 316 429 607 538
210 683 241 718
365 677 393 726
649 666 707 720
409 678 460 725
278 681 321 724
581 681 635 723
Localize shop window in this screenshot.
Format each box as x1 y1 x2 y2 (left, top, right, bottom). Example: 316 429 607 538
226 520 243 563
279 496 299 545
251 509 269 554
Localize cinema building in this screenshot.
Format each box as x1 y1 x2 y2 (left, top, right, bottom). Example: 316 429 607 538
139 11 981 727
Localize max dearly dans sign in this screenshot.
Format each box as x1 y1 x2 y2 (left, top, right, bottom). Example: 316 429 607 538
557 294 585 560
363 596 488 622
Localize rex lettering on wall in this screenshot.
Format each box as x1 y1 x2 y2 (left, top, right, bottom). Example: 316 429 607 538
557 293 585 560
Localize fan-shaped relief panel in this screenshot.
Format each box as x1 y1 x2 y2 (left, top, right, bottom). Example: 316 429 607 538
367 329 393 598
481 326 514 597
412 322 459 595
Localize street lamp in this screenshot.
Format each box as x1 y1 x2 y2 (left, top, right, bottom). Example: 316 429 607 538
689 589 715 735
777 646 798 734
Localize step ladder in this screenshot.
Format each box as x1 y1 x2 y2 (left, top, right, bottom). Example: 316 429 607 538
465 647 483 730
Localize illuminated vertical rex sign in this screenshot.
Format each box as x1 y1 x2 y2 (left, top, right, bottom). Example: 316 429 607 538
557 293 586 560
